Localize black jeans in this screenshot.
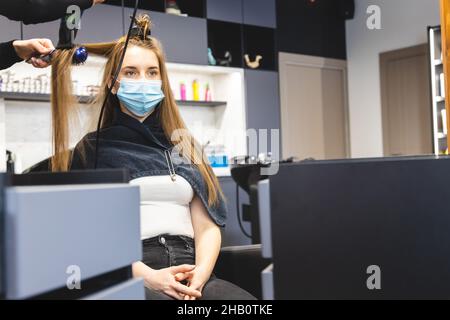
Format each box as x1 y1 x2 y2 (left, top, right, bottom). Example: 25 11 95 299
142 234 256 300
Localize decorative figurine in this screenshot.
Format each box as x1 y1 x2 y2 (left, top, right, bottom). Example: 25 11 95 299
217 51 232 67
244 54 262 69
207 48 217 65
166 0 182 16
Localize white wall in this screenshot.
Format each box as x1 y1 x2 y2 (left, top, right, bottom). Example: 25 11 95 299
346 0 440 157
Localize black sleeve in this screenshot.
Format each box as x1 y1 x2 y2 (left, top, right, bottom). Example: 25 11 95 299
70 136 96 170
0 41 22 70
70 142 87 170
0 0 94 25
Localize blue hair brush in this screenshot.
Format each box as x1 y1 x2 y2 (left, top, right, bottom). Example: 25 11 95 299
72 46 88 65
55 9 88 65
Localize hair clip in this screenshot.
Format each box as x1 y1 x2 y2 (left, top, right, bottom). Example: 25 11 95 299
129 15 152 40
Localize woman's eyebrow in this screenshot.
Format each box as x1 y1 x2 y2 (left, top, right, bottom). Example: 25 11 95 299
122 66 138 70
122 65 158 70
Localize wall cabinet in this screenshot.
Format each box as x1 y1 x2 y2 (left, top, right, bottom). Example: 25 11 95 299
207 19 243 68
243 0 276 28
124 9 208 65
245 69 281 143
109 0 205 18
206 0 243 24
76 4 124 43
207 0 276 28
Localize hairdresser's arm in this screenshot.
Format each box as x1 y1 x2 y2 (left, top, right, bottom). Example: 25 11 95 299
0 41 22 70
176 194 222 300
0 38 54 70
0 0 105 25
132 262 202 300
14 38 55 68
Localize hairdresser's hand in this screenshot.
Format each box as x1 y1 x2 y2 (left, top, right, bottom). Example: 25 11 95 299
145 264 202 300
13 39 55 68
92 0 106 5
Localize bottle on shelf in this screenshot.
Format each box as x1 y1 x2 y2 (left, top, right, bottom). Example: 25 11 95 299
207 144 228 168
204 83 211 102
192 79 199 101
180 82 186 101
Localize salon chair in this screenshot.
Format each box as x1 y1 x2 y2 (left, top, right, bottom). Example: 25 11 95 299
214 244 270 300
22 153 63 173
213 159 280 300
23 153 271 299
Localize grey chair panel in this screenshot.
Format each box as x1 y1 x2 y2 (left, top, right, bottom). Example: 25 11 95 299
83 278 145 300
5 184 141 299
261 263 274 300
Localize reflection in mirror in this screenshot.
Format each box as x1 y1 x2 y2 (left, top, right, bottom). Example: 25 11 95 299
346 0 442 159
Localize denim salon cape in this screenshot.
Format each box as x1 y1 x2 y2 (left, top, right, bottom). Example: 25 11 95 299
70 103 227 227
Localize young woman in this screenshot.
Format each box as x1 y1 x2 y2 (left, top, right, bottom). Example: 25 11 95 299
50 15 255 300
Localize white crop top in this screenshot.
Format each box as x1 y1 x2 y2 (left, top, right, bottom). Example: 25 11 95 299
129 174 195 240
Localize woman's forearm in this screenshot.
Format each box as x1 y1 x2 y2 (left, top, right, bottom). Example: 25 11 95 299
194 224 221 278
190 194 222 279
132 261 155 288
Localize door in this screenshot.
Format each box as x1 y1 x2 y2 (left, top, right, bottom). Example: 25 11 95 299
380 44 432 156
279 52 349 160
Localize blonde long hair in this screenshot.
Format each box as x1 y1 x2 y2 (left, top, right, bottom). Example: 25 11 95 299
50 15 224 207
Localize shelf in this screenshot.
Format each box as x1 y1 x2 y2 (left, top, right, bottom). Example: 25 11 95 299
0 92 93 104
177 100 226 107
429 26 446 156
207 20 243 68
243 24 277 71
0 92 227 108
437 132 447 139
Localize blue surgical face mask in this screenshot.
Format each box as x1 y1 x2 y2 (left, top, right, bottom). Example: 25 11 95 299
116 79 165 117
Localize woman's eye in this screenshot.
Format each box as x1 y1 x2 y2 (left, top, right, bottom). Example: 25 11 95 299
125 71 136 77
